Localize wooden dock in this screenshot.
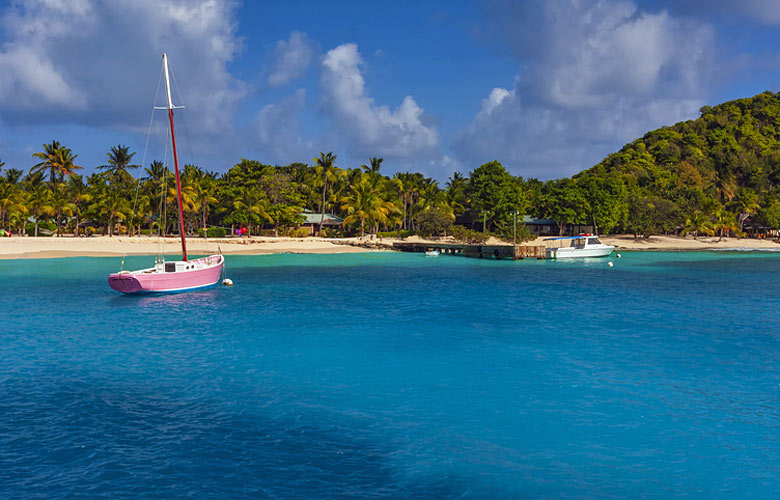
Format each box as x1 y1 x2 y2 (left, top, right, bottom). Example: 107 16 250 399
393 242 547 260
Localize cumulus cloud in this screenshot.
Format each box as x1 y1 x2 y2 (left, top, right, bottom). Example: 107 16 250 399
0 0 245 142
267 31 316 87
253 88 315 163
319 43 438 161
656 0 780 26
457 0 715 179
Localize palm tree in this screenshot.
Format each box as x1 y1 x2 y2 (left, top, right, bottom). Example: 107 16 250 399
728 189 761 233
711 205 737 241
145 160 169 189
446 172 469 217
232 186 271 237
143 160 170 235
341 174 394 237
99 145 140 184
31 141 82 185
25 173 54 236
313 152 337 230
4 168 23 184
391 174 408 231
7 197 28 235
0 181 26 232
708 174 737 204
360 157 384 190
97 187 131 237
50 183 76 236
166 182 196 234
683 211 715 238
129 193 152 237
67 174 92 237
191 172 219 236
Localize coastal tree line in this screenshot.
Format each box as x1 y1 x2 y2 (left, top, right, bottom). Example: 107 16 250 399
4 90 780 240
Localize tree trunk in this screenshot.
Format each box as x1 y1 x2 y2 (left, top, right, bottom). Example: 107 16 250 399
202 204 207 237
108 214 114 237
320 179 328 234
402 195 407 230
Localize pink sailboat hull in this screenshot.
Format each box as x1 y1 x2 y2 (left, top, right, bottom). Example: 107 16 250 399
108 254 224 294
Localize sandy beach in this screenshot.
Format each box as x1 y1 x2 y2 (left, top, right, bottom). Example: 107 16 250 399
596 234 780 251
0 234 779 259
0 235 377 259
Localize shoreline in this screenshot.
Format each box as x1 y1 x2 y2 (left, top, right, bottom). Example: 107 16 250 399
0 234 779 259
597 234 780 251
0 236 381 260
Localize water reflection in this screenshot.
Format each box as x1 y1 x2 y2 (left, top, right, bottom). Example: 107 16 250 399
108 287 223 310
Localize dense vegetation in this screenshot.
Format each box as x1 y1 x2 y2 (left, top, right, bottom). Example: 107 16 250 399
3 91 780 240
571 91 780 237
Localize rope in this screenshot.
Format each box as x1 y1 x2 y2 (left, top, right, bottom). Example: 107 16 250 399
120 62 165 269
158 130 170 262
169 66 199 168
218 244 226 281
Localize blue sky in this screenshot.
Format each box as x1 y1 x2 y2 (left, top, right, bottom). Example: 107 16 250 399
1 0 780 181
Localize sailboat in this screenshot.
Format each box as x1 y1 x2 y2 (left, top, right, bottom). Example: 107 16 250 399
108 54 224 294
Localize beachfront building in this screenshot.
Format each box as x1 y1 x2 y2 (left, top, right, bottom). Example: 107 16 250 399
300 210 344 236
523 216 556 236
523 216 594 236
741 215 778 239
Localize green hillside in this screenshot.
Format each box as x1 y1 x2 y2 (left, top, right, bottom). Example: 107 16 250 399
560 90 780 236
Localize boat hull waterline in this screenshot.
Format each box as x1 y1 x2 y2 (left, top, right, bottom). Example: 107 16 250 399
547 246 614 259
109 255 224 294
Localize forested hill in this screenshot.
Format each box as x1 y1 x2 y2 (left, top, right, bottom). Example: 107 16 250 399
565 90 780 236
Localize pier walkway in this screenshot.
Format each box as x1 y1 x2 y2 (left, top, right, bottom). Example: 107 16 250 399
393 242 546 260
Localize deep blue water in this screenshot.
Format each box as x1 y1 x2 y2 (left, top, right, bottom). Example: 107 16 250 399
1 251 779 499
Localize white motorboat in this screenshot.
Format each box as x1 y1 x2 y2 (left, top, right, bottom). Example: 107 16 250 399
545 234 614 259
425 250 440 257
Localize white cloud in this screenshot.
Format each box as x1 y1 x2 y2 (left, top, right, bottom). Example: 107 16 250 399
267 31 316 87
456 0 715 178
253 88 315 164
0 0 246 146
319 43 438 161
657 0 780 26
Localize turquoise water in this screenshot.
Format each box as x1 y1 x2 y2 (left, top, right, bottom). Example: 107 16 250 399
1 251 779 498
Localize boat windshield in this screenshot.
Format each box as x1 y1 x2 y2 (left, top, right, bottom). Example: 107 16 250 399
589 237 602 245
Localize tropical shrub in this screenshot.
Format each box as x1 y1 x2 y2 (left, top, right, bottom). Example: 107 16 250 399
197 227 227 238
493 222 534 243
322 227 346 238
417 208 453 238
24 221 56 236
377 230 415 239
450 225 489 244
285 227 309 238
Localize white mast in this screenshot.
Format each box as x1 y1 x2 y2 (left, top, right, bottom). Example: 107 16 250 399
161 53 188 261
162 53 174 110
